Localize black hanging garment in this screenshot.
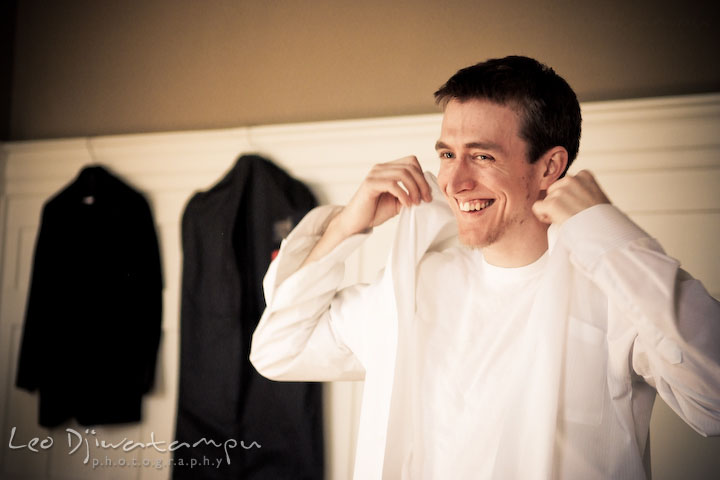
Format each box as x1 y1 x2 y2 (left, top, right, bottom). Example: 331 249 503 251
16 165 163 427
173 155 323 479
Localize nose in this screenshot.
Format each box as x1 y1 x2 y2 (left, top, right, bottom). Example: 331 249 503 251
443 158 475 195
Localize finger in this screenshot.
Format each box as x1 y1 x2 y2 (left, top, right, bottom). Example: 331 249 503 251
574 169 610 203
388 156 430 202
373 164 425 204
574 169 595 182
392 166 424 204
404 165 433 203
402 156 432 202
545 175 571 195
365 172 413 207
385 180 413 207
531 199 552 224
395 155 421 168
574 170 602 193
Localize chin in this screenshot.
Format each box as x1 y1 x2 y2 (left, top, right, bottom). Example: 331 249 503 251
457 229 497 249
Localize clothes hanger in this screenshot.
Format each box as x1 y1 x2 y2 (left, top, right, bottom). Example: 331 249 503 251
78 138 105 205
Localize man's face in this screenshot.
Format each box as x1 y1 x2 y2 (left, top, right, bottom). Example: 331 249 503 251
436 98 547 252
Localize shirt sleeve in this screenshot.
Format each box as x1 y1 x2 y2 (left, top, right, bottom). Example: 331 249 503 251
559 204 720 436
250 205 378 382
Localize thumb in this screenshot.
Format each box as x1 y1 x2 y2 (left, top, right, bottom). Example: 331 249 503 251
532 198 552 224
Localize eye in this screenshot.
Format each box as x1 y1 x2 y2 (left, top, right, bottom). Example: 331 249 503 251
439 151 455 159
474 154 494 161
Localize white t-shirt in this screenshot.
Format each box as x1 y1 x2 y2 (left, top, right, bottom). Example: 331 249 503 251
412 247 548 478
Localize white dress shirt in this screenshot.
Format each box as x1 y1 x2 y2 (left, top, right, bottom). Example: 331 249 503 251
250 173 720 479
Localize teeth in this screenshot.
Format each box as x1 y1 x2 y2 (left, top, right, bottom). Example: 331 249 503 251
459 200 493 212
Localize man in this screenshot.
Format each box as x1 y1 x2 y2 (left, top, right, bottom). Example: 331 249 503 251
250 56 720 479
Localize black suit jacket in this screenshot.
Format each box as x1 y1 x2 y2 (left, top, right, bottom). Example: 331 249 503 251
16 165 163 427
173 155 323 479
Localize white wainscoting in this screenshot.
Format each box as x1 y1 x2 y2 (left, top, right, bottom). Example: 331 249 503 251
0 93 718 480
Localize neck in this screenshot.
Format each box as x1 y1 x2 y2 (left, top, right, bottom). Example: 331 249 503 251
482 223 549 268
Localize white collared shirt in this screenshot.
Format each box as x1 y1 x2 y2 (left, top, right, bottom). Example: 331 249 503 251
251 175 720 479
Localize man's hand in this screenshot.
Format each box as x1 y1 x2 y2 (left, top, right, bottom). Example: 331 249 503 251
532 170 610 225
331 156 432 237
302 156 431 266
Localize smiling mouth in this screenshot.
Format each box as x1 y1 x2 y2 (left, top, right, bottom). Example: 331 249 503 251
458 199 495 212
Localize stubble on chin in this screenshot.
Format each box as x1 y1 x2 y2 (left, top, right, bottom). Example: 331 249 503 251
457 225 503 250
456 211 527 251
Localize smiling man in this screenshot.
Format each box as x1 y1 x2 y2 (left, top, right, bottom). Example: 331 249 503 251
435 98 565 265
250 56 720 479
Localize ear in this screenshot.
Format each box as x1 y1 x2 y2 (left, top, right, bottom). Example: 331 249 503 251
536 147 568 189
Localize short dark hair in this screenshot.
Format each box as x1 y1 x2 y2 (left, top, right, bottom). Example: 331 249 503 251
434 56 581 177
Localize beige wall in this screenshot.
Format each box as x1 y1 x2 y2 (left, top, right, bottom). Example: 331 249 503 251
9 0 720 140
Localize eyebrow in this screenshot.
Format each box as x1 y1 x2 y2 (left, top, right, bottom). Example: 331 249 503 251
434 140 505 154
